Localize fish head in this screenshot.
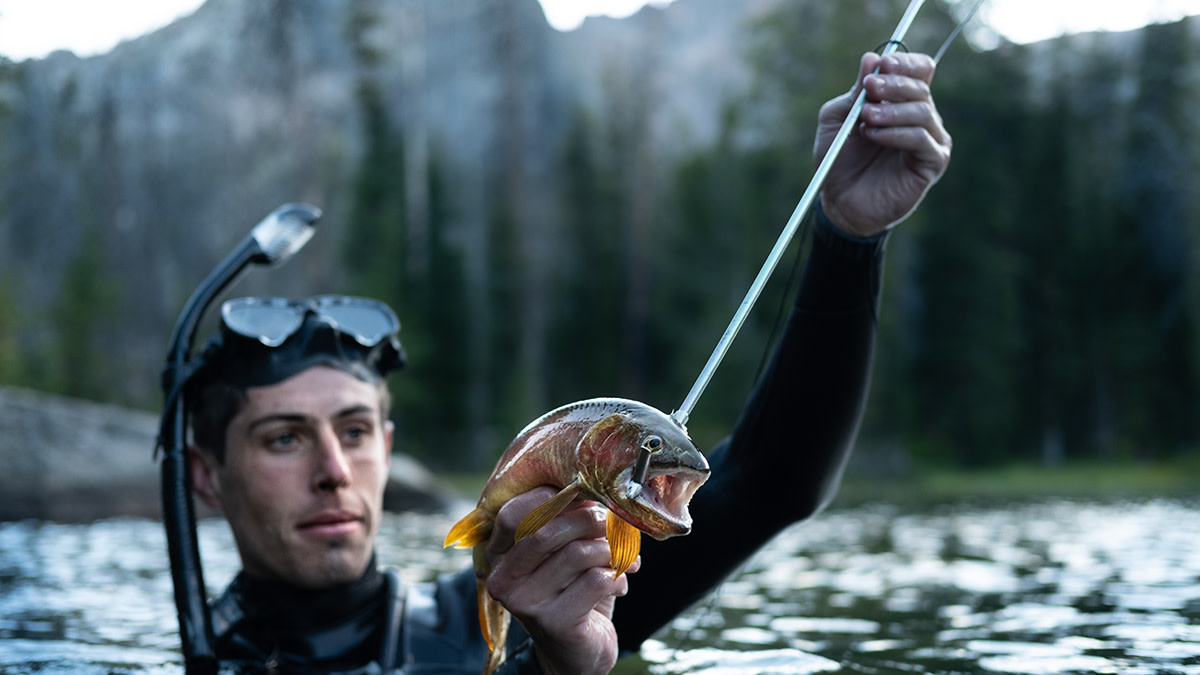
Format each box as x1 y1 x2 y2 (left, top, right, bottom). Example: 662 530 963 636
576 401 710 541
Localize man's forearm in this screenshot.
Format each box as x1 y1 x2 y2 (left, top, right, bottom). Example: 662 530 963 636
613 207 888 651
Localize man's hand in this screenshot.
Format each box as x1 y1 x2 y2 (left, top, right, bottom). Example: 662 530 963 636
485 487 638 675
816 51 952 237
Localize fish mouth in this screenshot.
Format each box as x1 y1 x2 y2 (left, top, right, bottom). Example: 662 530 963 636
611 464 710 540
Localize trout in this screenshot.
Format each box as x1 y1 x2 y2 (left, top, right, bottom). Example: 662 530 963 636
443 397 710 675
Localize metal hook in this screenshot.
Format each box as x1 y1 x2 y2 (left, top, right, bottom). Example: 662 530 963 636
629 444 652 487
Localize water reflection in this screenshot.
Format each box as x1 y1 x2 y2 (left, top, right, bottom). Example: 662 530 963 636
2 499 1198 674
636 499 1200 674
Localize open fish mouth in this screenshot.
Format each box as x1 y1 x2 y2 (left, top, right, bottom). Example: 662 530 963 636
643 466 708 519
614 465 709 539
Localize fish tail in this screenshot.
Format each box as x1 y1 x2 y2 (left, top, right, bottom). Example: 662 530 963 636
444 507 493 549
479 582 509 675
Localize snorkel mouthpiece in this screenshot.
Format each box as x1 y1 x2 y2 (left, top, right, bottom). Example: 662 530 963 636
251 203 321 265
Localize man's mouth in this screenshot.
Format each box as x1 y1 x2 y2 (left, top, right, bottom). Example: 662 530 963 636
297 511 363 537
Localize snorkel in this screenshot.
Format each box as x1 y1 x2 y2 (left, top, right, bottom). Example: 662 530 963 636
157 203 320 675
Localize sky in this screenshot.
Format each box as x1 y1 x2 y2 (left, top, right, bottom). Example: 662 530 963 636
0 0 1199 62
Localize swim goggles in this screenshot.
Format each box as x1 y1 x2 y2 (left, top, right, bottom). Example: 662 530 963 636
221 295 400 348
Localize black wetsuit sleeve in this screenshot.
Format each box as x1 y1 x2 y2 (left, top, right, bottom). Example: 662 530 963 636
614 205 890 652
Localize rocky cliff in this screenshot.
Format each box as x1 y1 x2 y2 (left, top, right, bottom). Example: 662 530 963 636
0 385 459 521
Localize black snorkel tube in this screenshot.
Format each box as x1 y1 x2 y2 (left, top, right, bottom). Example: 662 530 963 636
157 203 321 674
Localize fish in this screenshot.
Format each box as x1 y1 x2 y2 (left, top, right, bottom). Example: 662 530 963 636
443 397 711 675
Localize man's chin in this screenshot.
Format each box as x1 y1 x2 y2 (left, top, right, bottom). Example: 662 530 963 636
292 545 373 589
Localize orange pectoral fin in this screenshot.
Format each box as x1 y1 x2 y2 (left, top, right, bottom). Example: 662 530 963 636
514 479 582 543
444 507 494 549
606 510 641 577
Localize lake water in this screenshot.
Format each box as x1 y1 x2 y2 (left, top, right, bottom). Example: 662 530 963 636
2 498 1199 674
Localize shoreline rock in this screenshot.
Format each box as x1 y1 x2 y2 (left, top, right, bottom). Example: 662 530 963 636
0 386 459 523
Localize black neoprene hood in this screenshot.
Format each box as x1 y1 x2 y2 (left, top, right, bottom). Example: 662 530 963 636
193 309 407 391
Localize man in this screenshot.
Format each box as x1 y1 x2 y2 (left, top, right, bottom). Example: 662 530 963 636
185 51 950 674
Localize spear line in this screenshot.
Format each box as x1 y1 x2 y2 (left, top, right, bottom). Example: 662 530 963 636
935 0 988 64
668 0 927 430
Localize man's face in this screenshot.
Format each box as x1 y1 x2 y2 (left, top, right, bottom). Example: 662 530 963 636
191 366 393 589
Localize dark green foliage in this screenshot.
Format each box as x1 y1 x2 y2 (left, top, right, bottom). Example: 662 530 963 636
484 192 525 431
546 108 627 402
49 224 120 400
1113 20 1200 458
872 15 1200 465
899 48 1030 466
671 3 1200 468
0 274 29 385
341 65 471 465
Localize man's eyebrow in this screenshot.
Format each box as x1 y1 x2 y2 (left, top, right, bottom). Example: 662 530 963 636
246 413 312 433
244 405 376 433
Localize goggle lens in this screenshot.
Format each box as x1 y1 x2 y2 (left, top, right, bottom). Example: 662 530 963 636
321 302 398 346
221 296 399 348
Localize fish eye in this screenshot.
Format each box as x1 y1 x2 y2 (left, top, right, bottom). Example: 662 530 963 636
645 435 662 451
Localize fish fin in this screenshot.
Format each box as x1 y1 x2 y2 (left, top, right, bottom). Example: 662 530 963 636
476 575 510 675
515 479 582 543
606 510 641 577
444 507 494 549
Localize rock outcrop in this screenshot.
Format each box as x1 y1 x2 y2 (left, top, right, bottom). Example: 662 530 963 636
0 385 459 522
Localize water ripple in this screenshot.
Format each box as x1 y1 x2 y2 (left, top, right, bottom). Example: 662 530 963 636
3 498 1199 674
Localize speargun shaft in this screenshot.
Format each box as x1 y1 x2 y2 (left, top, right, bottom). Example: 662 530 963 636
669 0 926 429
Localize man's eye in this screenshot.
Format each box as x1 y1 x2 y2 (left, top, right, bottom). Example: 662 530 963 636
267 433 297 450
342 426 369 444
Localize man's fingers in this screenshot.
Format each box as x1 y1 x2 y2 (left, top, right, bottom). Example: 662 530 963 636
543 563 631 614
876 52 937 83
863 126 950 178
863 72 932 105
861 99 927 126
488 496 608 575
862 101 948 144
858 52 950 155
823 52 935 139
489 488 604 551
489 534 640 622
532 537 613 589
489 538 608 600
488 486 559 555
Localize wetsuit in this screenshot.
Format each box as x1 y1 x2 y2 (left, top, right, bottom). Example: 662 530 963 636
207 206 888 673
210 559 539 674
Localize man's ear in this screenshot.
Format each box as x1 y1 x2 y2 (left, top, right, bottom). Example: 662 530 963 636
188 444 223 511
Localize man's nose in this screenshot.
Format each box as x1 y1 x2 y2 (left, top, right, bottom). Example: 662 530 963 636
313 429 351 491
